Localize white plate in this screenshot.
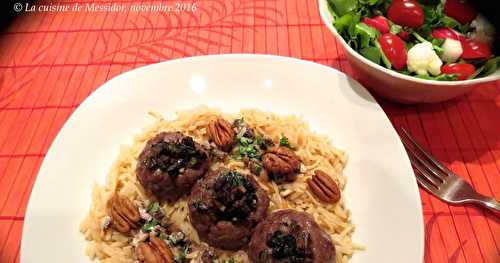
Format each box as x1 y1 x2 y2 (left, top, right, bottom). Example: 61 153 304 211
21 54 424 263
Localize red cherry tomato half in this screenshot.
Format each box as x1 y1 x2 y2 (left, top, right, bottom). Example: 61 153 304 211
399 30 410 41
441 63 476 80
461 39 492 59
378 33 407 70
387 0 424 28
432 27 465 42
444 0 478 24
362 16 389 33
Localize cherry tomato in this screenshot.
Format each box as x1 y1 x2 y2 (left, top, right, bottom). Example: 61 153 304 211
441 63 475 80
362 16 389 33
378 33 407 70
461 39 492 59
399 30 410 41
444 0 478 24
387 0 424 28
431 27 465 42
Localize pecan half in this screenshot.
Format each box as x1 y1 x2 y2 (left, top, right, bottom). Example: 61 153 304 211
109 195 140 234
136 242 162 263
207 117 235 152
136 236 174 263
307 170 341 203
150 236 174 262
262 146 301 182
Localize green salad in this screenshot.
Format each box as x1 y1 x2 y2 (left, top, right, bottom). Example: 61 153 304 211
327 0 499 80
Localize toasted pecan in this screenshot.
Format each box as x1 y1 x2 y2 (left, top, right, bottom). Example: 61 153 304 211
136 237 174 263
207 117 235 151
307 170 341 203
108 195 140 234
262 146 301 181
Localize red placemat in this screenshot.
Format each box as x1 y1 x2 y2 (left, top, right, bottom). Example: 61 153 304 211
0 0 499 262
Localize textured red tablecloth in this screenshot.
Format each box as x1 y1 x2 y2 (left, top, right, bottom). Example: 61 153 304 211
0 0 499 262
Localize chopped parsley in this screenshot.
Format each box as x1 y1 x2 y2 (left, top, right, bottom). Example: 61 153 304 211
238 136 253 146
168 234 179 245
239 144 259 158
254 135 263 146
253 162 262 174
147 202 160 214
279 136 295 149
233 134 264 160
189 157 199 166
217 170 245 188
142 219 159 232
279 136 290 147
167 232 186 246
159 232 168 240
231 119 275 175
174 245 189 263
232 118 264 161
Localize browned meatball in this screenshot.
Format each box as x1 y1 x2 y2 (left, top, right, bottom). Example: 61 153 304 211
188 169 270 250
136 132 209 202
248 209 336 263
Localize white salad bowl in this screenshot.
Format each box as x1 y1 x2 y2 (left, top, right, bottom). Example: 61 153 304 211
319 0 500 104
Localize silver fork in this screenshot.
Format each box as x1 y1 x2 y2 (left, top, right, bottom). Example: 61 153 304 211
399 128 500 213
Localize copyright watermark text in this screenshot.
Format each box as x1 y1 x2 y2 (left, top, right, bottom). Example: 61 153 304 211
13 2 198 13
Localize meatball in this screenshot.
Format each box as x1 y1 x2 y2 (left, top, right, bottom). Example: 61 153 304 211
136 132 209 202
248 209 336 263
188 168 270 250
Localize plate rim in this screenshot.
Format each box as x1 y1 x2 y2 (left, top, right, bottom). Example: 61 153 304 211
21 54 424 262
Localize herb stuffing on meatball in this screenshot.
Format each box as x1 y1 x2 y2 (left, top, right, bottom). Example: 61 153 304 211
188 168 270 250
249 209 336 263
136 132 210 202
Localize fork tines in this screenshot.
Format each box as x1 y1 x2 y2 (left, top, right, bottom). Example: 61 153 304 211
399 128 450 192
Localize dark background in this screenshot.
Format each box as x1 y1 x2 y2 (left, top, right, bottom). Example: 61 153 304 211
471 0 500 53
1 0 35 31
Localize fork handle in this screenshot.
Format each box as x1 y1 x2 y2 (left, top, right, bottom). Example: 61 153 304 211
473 195 500 213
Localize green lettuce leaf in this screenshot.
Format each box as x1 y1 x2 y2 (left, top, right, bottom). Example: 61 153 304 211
415 74 458 81
360 46 381 64
328 0 358 17
469 56 500 79
354 22 380 48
